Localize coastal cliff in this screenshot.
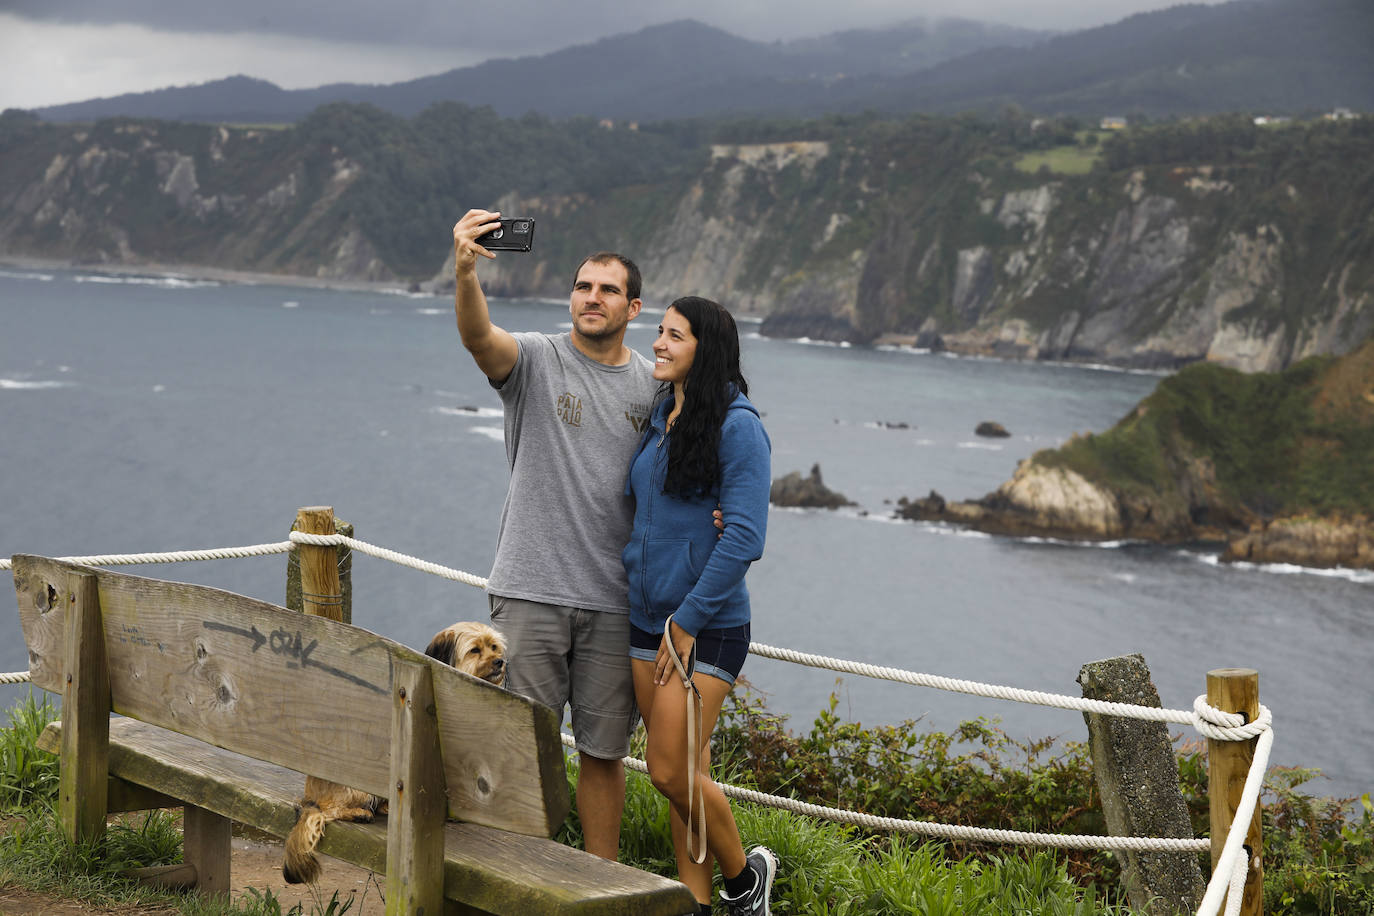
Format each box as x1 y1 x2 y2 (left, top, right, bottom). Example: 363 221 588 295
896 339 1374 569
1 106 1371 372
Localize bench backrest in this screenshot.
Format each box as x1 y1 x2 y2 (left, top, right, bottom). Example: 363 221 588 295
12 555 568 837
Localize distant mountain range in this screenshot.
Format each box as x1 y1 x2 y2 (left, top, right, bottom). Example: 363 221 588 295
29 17 1049 124
28 0 1374 125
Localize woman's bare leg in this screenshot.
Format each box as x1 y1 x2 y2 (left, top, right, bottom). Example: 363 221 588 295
634 659 747 883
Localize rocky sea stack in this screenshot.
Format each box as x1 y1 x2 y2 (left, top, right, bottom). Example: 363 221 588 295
771 464 855 510
897 338 1374 569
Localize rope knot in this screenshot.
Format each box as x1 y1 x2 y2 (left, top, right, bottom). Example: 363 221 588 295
1191 695 1272 741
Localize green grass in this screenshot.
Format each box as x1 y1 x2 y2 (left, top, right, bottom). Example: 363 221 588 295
0 690 59 812
5 684 1372 915
557 711 1142 915
0 690 368 915
1013 134 1107 175
562 758 1135 915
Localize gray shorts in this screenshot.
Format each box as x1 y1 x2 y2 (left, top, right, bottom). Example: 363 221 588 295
489 594 639 760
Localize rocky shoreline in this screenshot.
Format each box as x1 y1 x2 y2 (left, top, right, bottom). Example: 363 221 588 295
891 337 1374 573
1222 516 1374 570
0 255 433 298
895 461 1374 572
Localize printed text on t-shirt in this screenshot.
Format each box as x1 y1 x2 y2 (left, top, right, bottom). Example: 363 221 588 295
556 391 582 427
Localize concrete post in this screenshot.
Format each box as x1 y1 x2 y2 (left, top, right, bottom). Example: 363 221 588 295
1078 654 1204 915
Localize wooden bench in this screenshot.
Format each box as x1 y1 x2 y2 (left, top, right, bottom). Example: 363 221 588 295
12 555 697 916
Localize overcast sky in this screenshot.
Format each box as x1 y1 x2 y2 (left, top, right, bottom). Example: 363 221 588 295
0 0 1229 112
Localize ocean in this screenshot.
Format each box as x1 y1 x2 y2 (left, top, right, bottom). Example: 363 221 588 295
1 265 1370 803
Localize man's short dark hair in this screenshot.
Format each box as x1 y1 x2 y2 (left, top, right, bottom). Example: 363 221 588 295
573 252 642 302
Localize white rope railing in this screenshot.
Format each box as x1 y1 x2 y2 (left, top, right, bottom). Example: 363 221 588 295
556 733 1209 853
0 541 294 571
750 642 1271 743
4 533 1272 915
287 531 488 588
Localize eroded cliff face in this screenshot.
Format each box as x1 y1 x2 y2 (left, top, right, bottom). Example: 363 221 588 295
855 166 1369 373
432 144 1370 373
3 116 1370 373
430 140 866 325
0 120 387 281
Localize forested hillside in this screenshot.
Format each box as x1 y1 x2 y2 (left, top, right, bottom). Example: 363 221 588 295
877 0 1374 118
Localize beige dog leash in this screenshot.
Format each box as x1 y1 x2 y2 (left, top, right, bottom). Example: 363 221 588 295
663 614 707 864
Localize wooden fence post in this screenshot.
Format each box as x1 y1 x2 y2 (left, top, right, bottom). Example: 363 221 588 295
293 506 344 622
287 508 353 624
1207 668 1263 916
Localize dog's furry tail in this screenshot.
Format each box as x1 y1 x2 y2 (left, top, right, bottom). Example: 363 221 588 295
282 802 326 884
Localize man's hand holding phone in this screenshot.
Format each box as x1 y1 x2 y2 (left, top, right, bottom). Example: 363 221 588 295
453 210 536 273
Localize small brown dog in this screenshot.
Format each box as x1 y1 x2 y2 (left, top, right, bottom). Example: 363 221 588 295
422 621 508 683
282 621 507 884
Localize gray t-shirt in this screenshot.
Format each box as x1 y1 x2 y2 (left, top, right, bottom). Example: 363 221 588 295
486 331 658 612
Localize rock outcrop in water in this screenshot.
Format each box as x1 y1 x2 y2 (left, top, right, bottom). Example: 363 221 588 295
975 421 1011 438
771 464 855 510
896 339 1374 569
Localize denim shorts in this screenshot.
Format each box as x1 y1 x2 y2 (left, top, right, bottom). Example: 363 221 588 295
629 622 751 685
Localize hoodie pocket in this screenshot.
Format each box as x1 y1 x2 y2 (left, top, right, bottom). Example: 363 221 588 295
643 537 702 615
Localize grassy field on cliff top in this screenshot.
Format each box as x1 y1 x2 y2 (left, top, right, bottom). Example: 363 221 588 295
1037 338 1374 520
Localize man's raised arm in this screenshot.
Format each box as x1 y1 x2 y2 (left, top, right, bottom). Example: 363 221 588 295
453 209 519 383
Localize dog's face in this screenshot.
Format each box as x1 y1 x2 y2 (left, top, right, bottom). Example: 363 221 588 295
424 622 506 686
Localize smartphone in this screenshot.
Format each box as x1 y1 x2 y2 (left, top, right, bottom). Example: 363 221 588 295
476 218 535 252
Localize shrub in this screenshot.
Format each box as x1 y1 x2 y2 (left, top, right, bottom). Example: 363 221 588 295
0 691 59 811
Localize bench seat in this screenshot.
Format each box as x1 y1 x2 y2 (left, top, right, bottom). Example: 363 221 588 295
39 718 695 915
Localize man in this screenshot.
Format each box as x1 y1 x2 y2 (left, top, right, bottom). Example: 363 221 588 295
450 208 657 860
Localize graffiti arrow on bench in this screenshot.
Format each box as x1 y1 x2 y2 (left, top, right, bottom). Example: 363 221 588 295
202 621 268 652
200 620 386 695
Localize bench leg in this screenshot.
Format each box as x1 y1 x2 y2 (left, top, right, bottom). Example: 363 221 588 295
387 659 446 916
183 804 231 897
59 571 111 844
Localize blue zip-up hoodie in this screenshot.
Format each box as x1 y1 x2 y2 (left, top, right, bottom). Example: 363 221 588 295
622 390 771 637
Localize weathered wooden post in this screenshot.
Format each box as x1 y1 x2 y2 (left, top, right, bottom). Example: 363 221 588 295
290 506 347 622
59 570 110 844
387 658 447 915
1207 668 1263 916
1078 654 1204 914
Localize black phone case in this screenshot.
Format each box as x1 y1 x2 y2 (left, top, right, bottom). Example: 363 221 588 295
477 218 535 251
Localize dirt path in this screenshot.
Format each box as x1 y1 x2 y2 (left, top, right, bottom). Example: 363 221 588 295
0 834 387 915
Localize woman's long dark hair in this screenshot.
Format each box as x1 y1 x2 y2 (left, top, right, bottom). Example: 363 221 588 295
662 296 749 498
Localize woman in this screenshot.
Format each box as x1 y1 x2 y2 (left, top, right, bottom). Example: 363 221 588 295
622 296 775 916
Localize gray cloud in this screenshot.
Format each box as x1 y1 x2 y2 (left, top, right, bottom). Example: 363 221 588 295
3 0 1225 52
0 0 1229 111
